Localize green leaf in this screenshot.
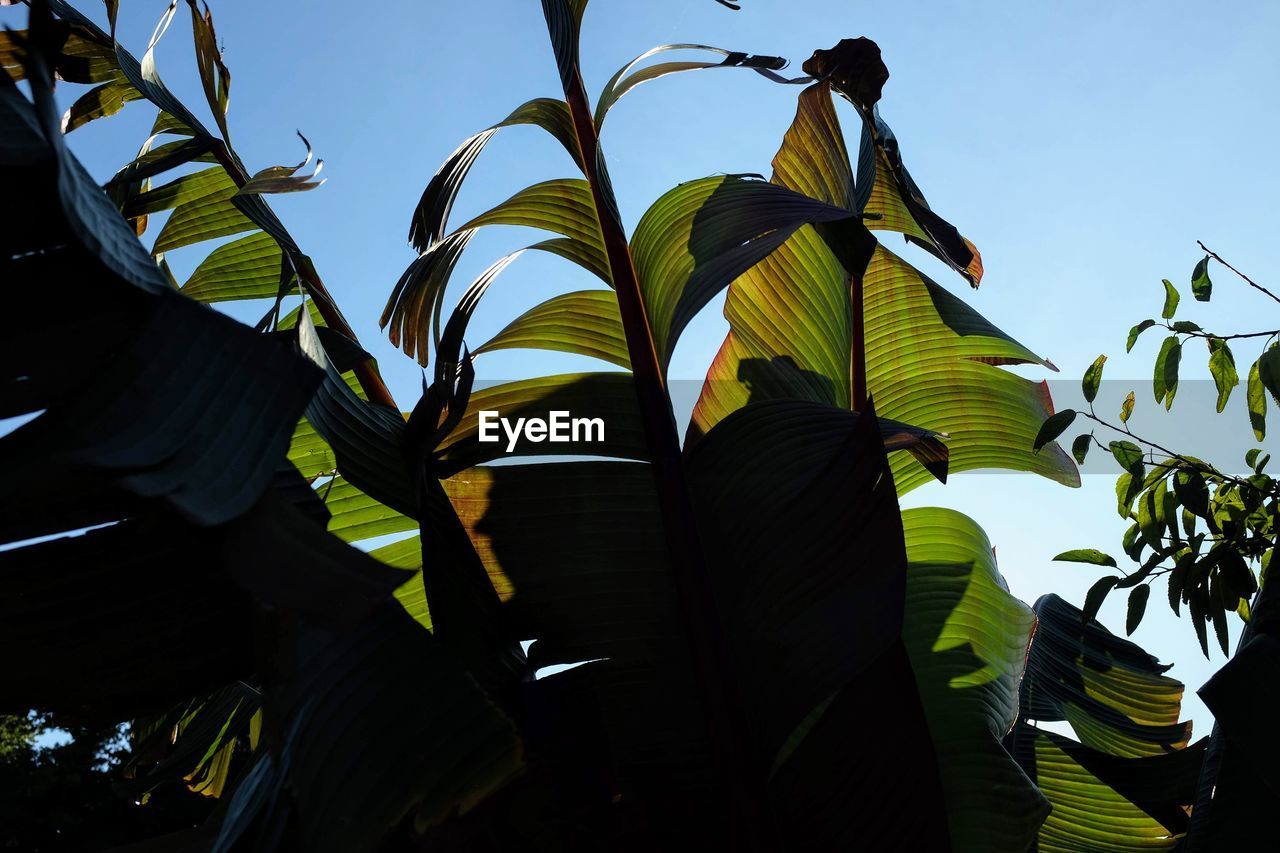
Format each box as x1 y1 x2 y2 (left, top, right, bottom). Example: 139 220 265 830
367 536 431 629
631 173 853 367
1248 357 1268 440
690 81 1075 494
1126 584 1150 635
1120 390 1135 423
1071 433 1091 465
1137 478 1167 544
1034 409 1077 452
1116 470 1144 518
1021 593 1195 757
61 77 142 133
1160 279 1180 319
856 96 983 284
152 178 257 254
1083 576 1119 623
181 232 287 304
1208 338 1239 413
1082 354 1106 403
1153 335 1182 410
1013 594 1203 849
384 180 613 365
1126 319 1156 353
1191 255 1212 301
298 309 417 515
900 508 1047 852
1109 440 1144 474
322 477 415 545
1258 347 1280 405
474 290 629 368
288 418 336 479
1053 549 1118 568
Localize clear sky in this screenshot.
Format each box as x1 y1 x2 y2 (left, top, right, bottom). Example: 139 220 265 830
21 0 1280 736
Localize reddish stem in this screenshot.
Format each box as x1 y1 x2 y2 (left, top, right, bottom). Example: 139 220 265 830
558 63 776 851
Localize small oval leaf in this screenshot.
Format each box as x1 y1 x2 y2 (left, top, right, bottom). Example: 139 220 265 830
1126 584 1150 635
1082 354 1106 403
1161 279 1180 319
1127 319 1156 353
1053 548 1118 568
1034 409 1076 452
1071 433 1091 465
1191 255 1212 302
1083 576 1119 623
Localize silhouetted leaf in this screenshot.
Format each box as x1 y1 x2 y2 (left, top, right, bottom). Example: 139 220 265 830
407 98 584 253
595 43 794 131
1033 409 1076 452
1126 584 1150 635
1083 576 1119 622
213 605 522 853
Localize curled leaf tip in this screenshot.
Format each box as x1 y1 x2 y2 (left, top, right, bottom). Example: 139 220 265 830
714 0 742 8
801 37 888 110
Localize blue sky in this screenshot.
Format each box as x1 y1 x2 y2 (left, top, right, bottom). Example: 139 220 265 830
19 0 1280 735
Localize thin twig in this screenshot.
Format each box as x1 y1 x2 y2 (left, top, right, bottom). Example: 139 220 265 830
1198 240 1280 306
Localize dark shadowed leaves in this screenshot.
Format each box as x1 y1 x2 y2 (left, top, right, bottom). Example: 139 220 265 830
1034 409 1076 452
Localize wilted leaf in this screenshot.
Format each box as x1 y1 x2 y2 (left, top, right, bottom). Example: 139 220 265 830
595 43 793 131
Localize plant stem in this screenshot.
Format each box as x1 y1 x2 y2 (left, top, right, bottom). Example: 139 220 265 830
850 271 868 410
1198 240 1280 307
554 57 777 853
